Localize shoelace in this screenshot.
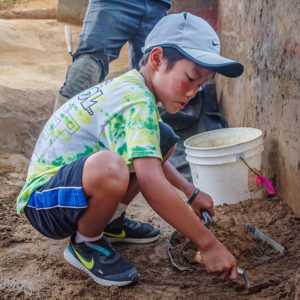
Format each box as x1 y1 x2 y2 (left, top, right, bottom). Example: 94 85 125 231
89 237 117 259
124 217 139 229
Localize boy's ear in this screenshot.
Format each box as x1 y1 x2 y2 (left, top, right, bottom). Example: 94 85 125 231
149 47 164 71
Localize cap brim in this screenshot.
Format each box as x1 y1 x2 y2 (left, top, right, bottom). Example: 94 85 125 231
180 47 244 78
143 44 244 78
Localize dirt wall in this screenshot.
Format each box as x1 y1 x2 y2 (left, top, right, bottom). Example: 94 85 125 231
57 0 88 25
215 1 300 216
170 0 218 29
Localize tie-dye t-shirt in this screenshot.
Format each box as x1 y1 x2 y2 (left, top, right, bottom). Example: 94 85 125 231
17 70 162 214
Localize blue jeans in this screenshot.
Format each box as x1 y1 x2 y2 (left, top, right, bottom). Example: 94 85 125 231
74 0 169 81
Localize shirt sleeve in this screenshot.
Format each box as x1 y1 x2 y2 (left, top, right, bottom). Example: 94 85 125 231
123 98 162 162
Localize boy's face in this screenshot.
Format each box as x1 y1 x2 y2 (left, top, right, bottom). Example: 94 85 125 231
152 55 213 113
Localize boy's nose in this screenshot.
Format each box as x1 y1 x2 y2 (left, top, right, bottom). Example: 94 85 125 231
186 87 197 100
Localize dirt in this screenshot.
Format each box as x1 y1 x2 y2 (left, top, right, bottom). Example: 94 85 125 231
1 152 300 300
168 199 300 300
0 1 300 299
170 216 280 270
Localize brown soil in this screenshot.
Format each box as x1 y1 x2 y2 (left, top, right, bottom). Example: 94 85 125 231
0 0 57 20
170 216 281 271
1 152 300 300
0 0 57 10
0 1 300 299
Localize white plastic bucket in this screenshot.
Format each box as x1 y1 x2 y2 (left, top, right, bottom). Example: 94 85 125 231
184 127 264 205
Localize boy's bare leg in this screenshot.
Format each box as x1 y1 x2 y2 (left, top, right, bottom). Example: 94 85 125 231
77 151 130 237
102 147 178 244
120 144 177 206
63 151 140 286
120 175 139 205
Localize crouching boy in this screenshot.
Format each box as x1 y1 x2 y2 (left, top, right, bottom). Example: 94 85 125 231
17 13 244 286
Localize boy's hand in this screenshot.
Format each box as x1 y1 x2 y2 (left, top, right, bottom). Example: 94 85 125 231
190 190 215 218
199 239 239 281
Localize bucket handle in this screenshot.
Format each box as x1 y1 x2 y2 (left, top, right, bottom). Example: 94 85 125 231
237 154 259 176
237 154 275 195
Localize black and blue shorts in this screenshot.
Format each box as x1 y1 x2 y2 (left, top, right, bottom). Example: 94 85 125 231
24 122 179 240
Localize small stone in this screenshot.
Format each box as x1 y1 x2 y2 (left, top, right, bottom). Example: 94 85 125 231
140 255 148 263
109 285 119 294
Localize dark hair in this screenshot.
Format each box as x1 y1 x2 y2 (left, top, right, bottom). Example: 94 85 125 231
138 47 187 71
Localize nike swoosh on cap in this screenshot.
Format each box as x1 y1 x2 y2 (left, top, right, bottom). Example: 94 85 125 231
72 245 95 270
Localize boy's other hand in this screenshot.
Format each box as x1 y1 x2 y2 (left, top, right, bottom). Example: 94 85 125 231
190 190 215 218
200 239 239 281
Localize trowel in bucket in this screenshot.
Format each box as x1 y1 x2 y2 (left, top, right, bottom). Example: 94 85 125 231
167 210 251 288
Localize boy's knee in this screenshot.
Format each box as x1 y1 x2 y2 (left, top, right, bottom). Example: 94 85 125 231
84 151 129 193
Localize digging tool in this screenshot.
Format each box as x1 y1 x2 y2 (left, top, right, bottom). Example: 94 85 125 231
237 267 250 288
64 25 73 56
168 209 251 288
238 223 285 260
168 207 286 290
167 210 212 272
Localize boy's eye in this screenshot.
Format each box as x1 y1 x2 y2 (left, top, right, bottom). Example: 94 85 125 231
187 75 194 82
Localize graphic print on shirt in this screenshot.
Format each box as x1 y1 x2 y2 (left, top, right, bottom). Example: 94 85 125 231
77 80 112 116
40 104 80 145
78 86 101 116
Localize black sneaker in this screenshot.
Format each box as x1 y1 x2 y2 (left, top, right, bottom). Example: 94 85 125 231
63 235 139 286
104 212 160 244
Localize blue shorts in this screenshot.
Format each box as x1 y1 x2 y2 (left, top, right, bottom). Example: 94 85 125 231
24 154 89 239
24 122 178 240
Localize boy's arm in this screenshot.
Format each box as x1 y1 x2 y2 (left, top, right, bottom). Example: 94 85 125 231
133 156 238 280
162 160 215 218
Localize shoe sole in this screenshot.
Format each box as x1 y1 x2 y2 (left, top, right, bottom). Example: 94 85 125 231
106 233 160 244
63 246 138 287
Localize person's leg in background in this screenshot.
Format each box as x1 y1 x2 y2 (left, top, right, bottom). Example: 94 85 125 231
128 0 169 70
54 0 146 111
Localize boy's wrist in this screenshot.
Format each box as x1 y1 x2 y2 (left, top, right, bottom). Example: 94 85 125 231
187 188 200 205
195 229 219 252
184 182 197 200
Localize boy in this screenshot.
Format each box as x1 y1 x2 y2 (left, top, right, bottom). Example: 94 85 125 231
17 13 244 286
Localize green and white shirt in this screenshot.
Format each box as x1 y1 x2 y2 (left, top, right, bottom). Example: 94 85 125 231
17 70 162 214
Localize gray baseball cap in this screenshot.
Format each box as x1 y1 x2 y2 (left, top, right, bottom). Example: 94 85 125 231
142 12 244 78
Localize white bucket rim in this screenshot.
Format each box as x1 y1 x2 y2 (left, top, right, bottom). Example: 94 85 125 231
184 127 263 151
186 145 264 166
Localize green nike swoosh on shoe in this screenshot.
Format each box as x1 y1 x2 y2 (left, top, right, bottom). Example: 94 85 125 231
104 229 126 238
104 213 160 244
71 244 94 269
64 235 140 286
